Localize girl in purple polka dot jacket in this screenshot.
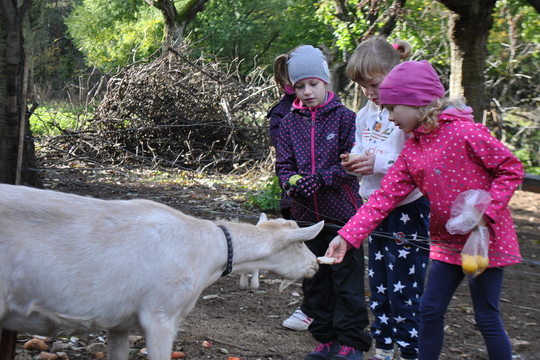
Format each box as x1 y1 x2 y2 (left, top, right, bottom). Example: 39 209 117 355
326 60 525 360
275 45 372 360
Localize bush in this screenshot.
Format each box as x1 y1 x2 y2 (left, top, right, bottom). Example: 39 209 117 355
245 176 281 213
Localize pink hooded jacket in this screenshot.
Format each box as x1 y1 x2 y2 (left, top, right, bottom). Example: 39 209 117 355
338 106 525 267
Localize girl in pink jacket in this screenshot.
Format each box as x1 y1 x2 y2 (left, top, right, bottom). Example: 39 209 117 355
326 60 524 360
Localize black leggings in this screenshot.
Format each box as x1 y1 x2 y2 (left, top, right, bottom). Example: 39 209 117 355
300 225 372 351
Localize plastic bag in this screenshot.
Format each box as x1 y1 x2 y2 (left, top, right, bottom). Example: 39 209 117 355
460 226 490 277
446 189 491 235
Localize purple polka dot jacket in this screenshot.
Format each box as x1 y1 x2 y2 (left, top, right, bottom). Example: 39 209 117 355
275 92 362 224
338 106 525 267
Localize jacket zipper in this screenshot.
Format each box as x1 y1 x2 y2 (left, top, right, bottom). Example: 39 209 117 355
310 110 321 222
344 184 359 210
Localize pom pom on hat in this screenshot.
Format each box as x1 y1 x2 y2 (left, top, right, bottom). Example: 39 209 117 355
379 60 445 107
287 45 330 85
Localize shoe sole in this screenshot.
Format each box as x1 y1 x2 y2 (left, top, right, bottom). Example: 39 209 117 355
282 324 309 331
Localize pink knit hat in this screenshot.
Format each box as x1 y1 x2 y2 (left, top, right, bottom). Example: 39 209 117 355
379 60 445 106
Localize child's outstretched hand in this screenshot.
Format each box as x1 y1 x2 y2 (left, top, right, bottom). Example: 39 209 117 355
325 235 349 264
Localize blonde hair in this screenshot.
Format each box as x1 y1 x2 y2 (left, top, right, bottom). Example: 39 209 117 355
417 97 468 133
347 37 412 82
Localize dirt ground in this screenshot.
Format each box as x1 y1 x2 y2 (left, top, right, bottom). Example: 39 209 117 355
10 167 540 360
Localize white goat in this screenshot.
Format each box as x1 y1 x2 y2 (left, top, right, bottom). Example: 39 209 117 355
0 184 323 360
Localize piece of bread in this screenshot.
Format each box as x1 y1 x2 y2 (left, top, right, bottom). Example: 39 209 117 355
346 153 361 162
317 256 336 265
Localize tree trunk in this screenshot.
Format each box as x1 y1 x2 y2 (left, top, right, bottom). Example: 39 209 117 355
147 0 209 50
1 0 22 184
0 0 42 187
438 0 497 122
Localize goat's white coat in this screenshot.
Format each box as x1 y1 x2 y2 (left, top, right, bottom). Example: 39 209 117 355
0 184 323 360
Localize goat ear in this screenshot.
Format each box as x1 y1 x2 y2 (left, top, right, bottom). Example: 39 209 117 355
257 213 268 225
287 221 325 242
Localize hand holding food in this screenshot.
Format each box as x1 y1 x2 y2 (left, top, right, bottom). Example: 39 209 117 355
289 174 303 186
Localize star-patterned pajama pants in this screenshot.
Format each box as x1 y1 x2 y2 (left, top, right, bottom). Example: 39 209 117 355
368 196 430 359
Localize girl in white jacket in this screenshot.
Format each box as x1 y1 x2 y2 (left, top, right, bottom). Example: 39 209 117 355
341 37 430 360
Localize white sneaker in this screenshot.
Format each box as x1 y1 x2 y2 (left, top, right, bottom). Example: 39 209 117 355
282 308 312 331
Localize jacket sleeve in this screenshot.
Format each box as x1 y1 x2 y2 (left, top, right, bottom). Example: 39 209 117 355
275 115 298 189
338 155 416 248
344 115 364 177
466 123 525 226
373 153 399 175
268 95 293 148
318 109 359 187
349 109 365 155
373 121 410 175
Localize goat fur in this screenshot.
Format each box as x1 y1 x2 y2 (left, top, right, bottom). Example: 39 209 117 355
0 184 323 360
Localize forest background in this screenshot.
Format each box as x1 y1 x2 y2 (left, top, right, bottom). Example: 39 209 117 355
0 0 539 202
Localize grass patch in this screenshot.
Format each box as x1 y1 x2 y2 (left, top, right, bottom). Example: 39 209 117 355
30 102 91 136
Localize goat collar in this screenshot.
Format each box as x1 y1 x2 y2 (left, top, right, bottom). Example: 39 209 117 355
218 224 233 277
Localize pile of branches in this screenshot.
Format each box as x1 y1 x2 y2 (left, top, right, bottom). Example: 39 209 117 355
48 46 278 172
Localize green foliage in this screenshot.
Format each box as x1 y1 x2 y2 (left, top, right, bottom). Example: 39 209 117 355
41 0 540 178
30 102 91 136
274 0 335 55
315 0 365 50
187 0 335 72
245 176 281 213
394 2 450 60
515 149 540 175
66 0 163 72
65 0 335 73
314 0 449 57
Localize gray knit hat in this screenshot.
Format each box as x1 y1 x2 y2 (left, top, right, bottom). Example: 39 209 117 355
287 45 330 85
